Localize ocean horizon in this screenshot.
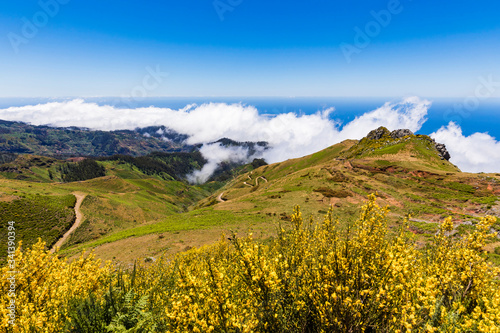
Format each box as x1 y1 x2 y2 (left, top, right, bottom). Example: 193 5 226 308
1 97 499 139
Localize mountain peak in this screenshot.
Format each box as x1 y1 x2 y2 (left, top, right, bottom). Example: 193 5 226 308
366 127 415 141
364 127 450 161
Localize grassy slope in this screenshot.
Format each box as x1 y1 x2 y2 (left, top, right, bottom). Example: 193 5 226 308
77 136 499 264
0 158 213 261
0 193 76 264
197 136 500 256
1 134 499 265
58 165 212 249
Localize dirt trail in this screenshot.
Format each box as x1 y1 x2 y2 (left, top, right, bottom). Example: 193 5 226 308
51 192 86 253
216 192 226 202
257 176 268 184
243 175 268 187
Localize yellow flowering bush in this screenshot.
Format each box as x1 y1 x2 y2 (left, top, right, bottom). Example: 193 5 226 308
1 194 499 332
0 240 111 333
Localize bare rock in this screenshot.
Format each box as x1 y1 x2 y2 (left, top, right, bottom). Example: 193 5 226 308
366 127 390 140
435 143 451 160
390 129 414 139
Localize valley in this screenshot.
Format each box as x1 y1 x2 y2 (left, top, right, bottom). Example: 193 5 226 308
0 126 499 266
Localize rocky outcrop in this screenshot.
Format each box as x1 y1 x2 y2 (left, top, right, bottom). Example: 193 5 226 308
367 127 414 140
433 142 451 160
365 127 452 161
390 129 414 139
366 127 390 140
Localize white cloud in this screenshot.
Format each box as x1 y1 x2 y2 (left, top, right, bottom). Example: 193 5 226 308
187 143 260 184
431 122 500 173
9 96 494 179
338 96 430 140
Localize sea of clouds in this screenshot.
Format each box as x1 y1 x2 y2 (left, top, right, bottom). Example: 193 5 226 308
0 96 498 181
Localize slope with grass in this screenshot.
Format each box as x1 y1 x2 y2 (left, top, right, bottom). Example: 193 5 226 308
198 128 499 250
2 127 499 265
0 191 76 264
62 129 499 264
0 157 215 263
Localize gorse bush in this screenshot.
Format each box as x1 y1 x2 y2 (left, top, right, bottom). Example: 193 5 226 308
0 241 110 332
1 195 499 332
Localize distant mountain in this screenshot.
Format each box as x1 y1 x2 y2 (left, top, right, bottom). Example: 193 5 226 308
0 120 277 188
209 137 268 156
0 120 194 157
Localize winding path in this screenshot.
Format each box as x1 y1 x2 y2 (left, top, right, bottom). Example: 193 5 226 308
243 175 268 187
51 192 86 253
216 192 226 202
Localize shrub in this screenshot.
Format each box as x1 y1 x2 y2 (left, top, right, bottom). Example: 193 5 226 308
59 159 106 182
0 241 111 332
314 187 352 198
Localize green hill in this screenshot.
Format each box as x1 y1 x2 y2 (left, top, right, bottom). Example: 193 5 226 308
1 127 499 265
194 127 499 258
0 156 214 263
58 128 499 265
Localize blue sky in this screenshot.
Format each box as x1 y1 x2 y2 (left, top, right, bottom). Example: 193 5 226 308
1 0 500 97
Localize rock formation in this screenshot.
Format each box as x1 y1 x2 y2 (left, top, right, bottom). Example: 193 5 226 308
390 129 414 139
366 127 390 140
366 127 451 161
433 141 451 160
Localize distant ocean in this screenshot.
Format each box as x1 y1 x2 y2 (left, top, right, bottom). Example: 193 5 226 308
0 97 499 139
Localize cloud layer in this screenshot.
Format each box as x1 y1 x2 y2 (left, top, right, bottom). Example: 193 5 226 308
431 122 500 173
0 97 498 176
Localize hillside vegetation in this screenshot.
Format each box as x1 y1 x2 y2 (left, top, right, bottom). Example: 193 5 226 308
0 193 76 265
0 156 216 263
1 127 499 266
1 126 500 331
0 120 191 156
201 128 499 254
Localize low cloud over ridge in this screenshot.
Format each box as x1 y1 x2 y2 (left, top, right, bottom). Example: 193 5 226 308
431 122 500 173
0 97 498 175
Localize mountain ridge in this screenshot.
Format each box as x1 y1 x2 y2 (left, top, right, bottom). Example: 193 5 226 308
0 126 498 266
0 120 192 157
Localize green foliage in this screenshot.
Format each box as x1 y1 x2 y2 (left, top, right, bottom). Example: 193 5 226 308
65 267 155 333
405 192 426 202
369 142 406 156
488 253 500 266
59 159 106 182
445 182 476 194
251 158 268 169
314 187 352 198
101 152 207 181
410 220 439 234
0 194 76 264
456 223 476 236
471 196 497 206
